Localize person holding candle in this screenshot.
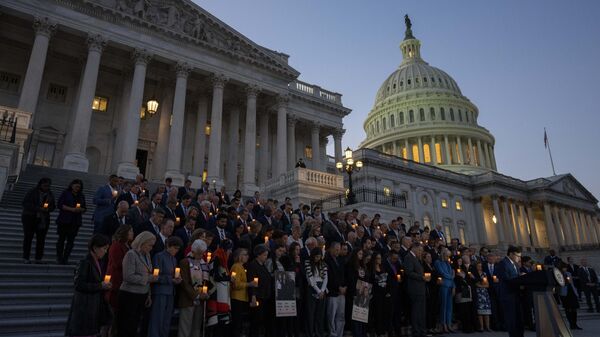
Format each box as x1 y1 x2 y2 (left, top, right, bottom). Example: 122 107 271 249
304 246 328 337
403 242 427 337
434 248 455 333
148 236 183 337
55 179 86 265
65 234 112 337
92 174 119 234
454 258 475 333
105 224 133 335
474 260 492 332
559 262 582 330
116 231 158 337
367 251 390 337
230 248 254 336
177 239 210 337
247 244 273 337
206 239 234 336
422 251 441 334
21 177 56 264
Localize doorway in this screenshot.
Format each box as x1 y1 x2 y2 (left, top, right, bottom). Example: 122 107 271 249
135 149 148 176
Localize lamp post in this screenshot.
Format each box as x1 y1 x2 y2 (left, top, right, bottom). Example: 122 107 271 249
336 147 363 205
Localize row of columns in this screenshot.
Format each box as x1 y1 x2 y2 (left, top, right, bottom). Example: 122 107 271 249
543 203 600 249
382 135 497 170
17 17 346 193
491 196 538 248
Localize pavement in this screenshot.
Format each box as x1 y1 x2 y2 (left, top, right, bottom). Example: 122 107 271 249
451 317 600 337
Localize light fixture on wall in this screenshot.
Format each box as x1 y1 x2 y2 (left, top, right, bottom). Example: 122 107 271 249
492 214 497 224
144 68 159 118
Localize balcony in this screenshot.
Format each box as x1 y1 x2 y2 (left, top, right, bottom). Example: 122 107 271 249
261 167 344 206
288 80 343 106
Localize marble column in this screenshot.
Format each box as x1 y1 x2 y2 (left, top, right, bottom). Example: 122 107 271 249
525 203 540 247
117 49 152 179
286 115 297 170
444 135 451 164
242 85 259 195
492 196 506 244
511 201 527 246
18 17 57 118
62 34 106 172
473 198 487 244
543 203 559 247
501 199 516 243
191 93 209 178
483 143 491 169
477 140 486 168
405 139 412 160
431 136 438 165
489 144 498 170
417 137 424 163
226 104 241 189
206 74 228 188
274 95 288 177
577 211 589 244
586 214 599 244
467 138 474 165
164 62 191 185
556 207 574 246
456 136 464 164
150 83 173 181
572 209 586 245
311 122 321 171
258 111 270 184
333 129 344 164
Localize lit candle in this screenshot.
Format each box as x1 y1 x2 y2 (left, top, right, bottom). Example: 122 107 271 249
468 272 473 278
457 268 462 274
176 217 181 223
566 276 571 283
482 276 489 285
437 277 442 284
400 269 404 274
237 215 240 219
43 202 49 208
207 252 212 261
231 271 237 278
253 277 259 285
112 190 118 197
134 200 139 205
264 236 269 243
75 203 81 208
153 269 159 277
424 272 432 281
175 267 181 278
492 275 498 283
396 274 401 282
457 251 461 256
104 275 111 283
202 285 208 294
256 300 260 306
247 225 251 232
536 264 542 271
209 212 213 216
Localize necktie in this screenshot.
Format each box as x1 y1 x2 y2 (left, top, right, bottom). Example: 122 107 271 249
121 217 125 225
219 229 225 240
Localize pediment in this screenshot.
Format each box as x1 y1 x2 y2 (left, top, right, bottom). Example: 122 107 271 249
546 175 597 203
65 0 299 78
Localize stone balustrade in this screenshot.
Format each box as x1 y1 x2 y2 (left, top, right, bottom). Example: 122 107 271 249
289 80 343 105
262 167 344 206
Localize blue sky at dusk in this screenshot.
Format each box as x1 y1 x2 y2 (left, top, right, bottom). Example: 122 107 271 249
197 0 600 199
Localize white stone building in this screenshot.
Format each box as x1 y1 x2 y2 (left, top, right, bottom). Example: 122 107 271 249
0 0 349 199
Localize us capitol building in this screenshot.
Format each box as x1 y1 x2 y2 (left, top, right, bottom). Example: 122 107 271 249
0 0 598 255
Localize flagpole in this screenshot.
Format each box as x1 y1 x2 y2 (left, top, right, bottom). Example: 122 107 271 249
545 128 557 176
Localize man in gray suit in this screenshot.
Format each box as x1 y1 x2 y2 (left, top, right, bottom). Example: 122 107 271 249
403 241 427 337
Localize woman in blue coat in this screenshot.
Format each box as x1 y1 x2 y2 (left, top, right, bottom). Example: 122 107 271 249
434 248 455 333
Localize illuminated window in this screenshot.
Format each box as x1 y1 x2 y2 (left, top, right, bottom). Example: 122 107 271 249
435 143 443 164
140 107 147 119
441 199 448 208
459 227 467 245
412 144 420 162
383 187 391 196
92 96 108 112
205 123 211 136
401 146 408 159
419 108 425 122
305 145 313 159
423 143 431 163
430 107 435 120
202 169 207 182
444 226 452 243
455 143 461 164
456 200 463 211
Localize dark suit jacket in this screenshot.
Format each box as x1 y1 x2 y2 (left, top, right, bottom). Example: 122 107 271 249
101 212 130 239
164 207 177 221
578 266 599 286
138 220 160 237
177 186 192 200
324 253 346 296
209 227 232 251
93 185 115 224
151 234 166 257
403 252 426 296
116 192 135 208
323 220 344 244
127 206 147 232
496 257 520 299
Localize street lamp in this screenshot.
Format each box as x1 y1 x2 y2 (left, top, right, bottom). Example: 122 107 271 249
336 147 363 205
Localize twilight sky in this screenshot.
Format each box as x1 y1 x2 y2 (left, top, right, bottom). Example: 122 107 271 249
197 0 600 200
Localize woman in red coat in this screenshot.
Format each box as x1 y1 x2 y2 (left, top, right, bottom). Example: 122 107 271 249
105 225 133 309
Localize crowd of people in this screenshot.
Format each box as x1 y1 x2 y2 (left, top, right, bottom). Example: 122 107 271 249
20 174 600 337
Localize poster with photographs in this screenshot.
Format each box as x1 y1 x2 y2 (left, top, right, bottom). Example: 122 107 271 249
352 279 372 323
275 271 296 317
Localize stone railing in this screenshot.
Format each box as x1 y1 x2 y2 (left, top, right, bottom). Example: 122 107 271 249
289 80 343 105
263 167 343 191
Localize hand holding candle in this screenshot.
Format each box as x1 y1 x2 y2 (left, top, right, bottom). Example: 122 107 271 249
174 267 181 279
396 274 401 282
112 190 118 198
437 277 442 285
253 277 259 287
76 203 81 208
153 269 159 277
424 272 432 282
104 275 112 283
202 285 208 294
536 264 543 271
492 275 499 283
482 276 489 285
207 252 212 261
175 217 181 223
43 202 49 209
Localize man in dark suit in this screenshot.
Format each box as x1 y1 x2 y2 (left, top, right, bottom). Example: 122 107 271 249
578 258 600 313
323 216 344 244
566 257 582 299
209 213 232 251
257 206 274 229
177 179 193 200
92 174 119 233
101 200 130 239
151 218 175 257
495 246 524 337
483 252 503 331
116 182 136 207
543 249 560 267
174 217 196 261
197 200 213 230
149 192 163 213
403 242 426 337
137 207 165 237
324 241 346 337
127 196 149 230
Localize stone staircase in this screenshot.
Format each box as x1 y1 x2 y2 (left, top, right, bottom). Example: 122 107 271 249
0 165 106 337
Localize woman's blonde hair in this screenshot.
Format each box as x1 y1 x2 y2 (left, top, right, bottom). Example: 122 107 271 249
131 231 156 250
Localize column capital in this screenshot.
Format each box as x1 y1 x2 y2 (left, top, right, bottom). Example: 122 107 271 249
86 34 107 53
275 94 290 108
333 128 346 139
287 114 297 127
33 17 57 38
175 62 192 79
245 84 261 98
311 121 321 133
131 48 152 66
211 73 228 89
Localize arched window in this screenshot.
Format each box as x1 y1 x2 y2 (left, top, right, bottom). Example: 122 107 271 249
423 143 431 163
376 120 380 132
440 107 446 120
458 109 463 122
383 117 386 130
407 79 412 85
412 144 420 162
409 110 414 123
465 111 470 123
435 143 443 164
399 111 404 124
450 108 455 121
402 146 408 159
419 108 425 122
390 114 395 127
430 107 435 120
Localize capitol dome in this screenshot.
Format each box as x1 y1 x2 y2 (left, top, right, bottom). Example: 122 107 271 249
360 17 497 175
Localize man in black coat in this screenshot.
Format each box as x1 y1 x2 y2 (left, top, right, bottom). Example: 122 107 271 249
403 242 427 337
246 244 272 337
578 258 600 313
127 196 149 230
101 200 130 239
177 179 193 200
324 241 346 337
174 217 196 261
209 213 233 251
137 207 165 237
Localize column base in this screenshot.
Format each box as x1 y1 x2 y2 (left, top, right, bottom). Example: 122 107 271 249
164 171 185 187
187 175 204 189
206 175 224 191
62 153 89 172
117 162 140 180
242 182 259 198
